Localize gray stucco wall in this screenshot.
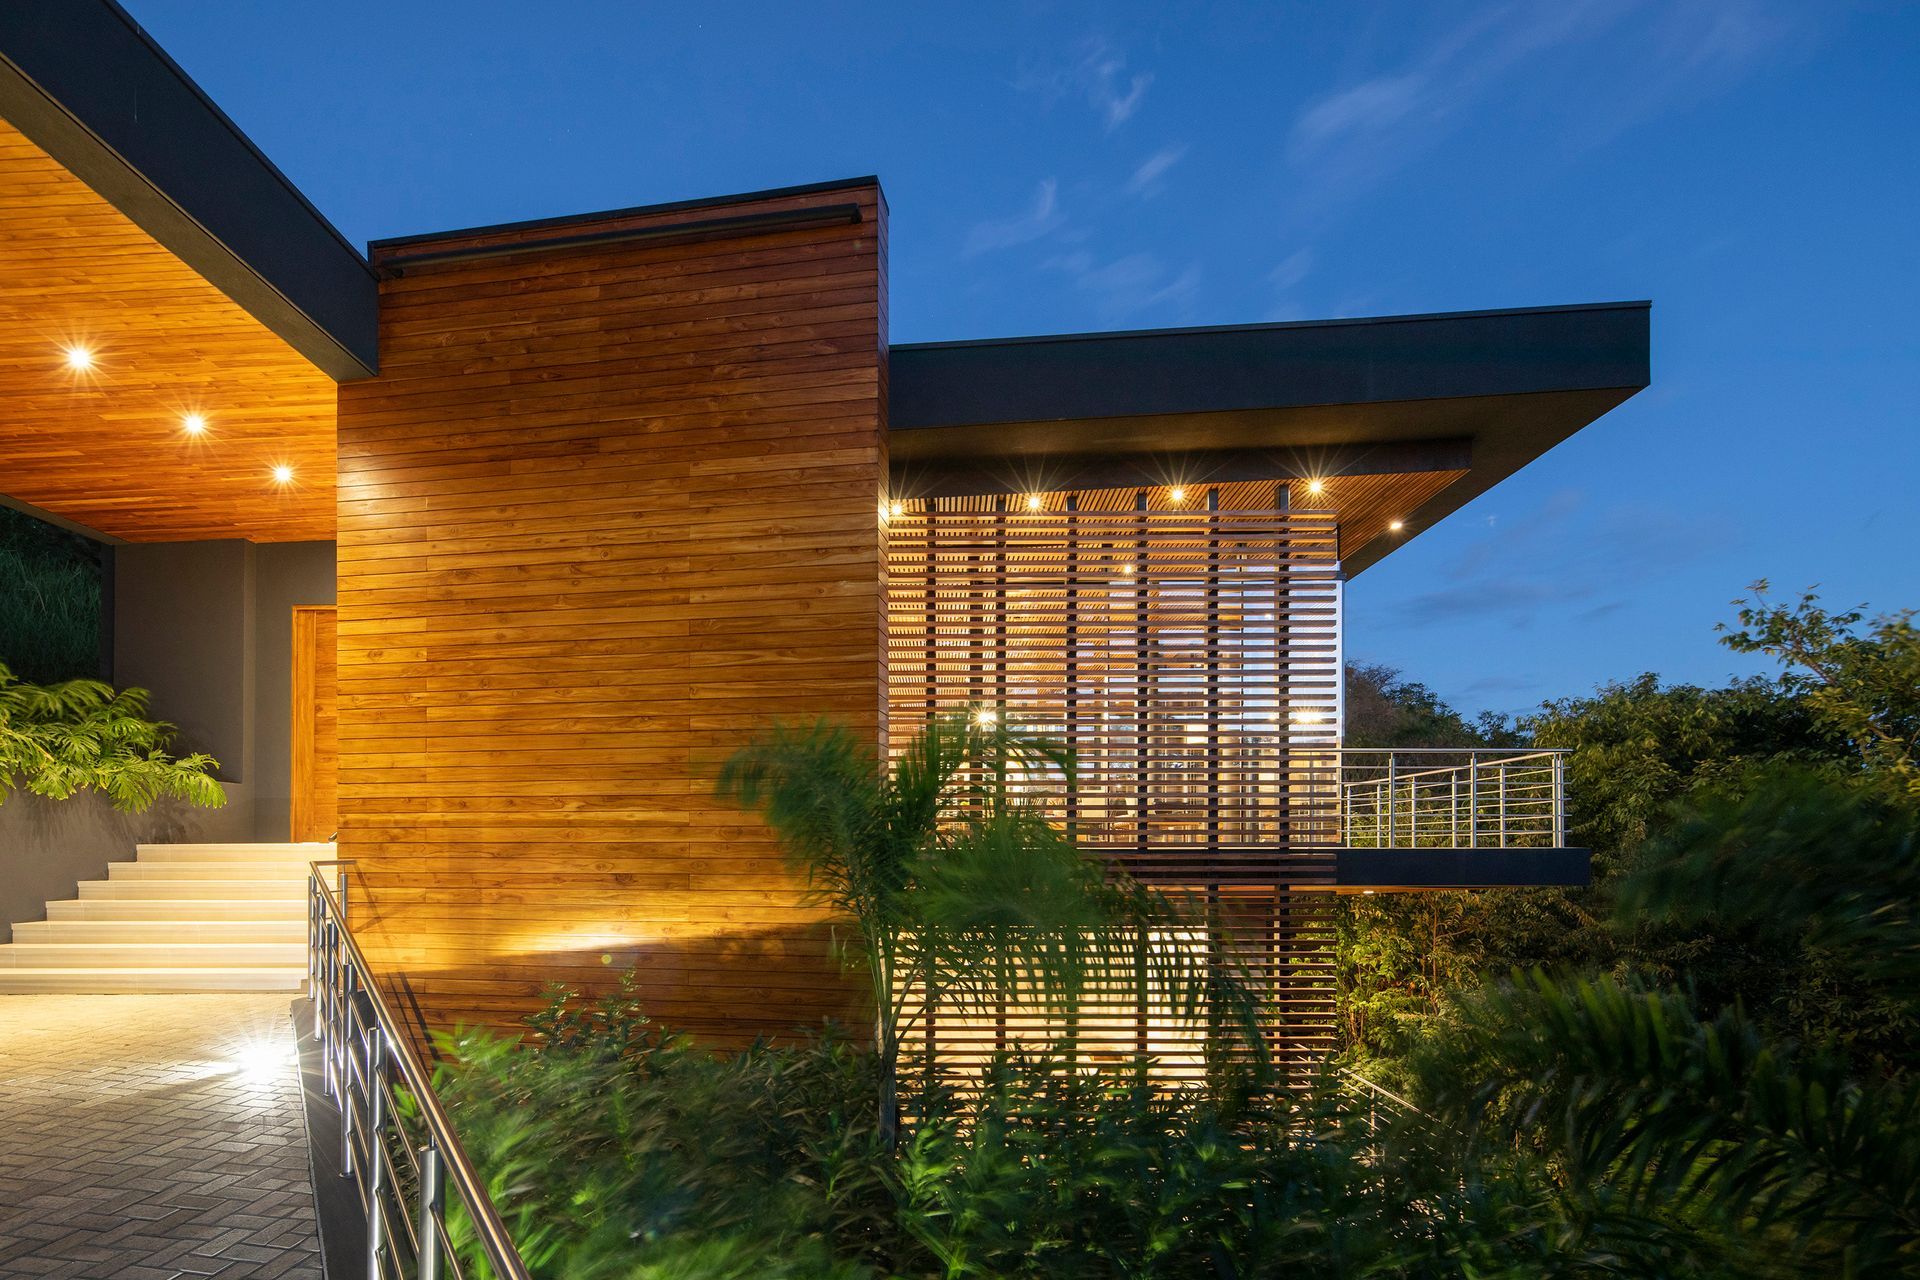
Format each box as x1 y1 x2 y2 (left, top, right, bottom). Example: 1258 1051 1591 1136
0 539 335 939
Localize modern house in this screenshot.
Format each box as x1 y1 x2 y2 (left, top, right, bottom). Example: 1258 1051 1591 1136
0 0 1647 1088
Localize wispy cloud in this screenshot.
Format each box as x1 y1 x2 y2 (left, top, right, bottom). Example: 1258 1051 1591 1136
1021 38 1154 130
1286 0 1788 198
1125 145 1187 196
1043 250 1201 323
964 179 1064 256
1384 489 1732 632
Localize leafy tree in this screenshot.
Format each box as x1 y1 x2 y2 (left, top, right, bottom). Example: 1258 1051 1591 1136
717 713 1244 1140
1719 581 1920 795
0 662 224 812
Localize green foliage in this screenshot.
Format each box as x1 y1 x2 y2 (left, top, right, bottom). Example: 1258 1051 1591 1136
434 982 1670 1279
1404 970 1920 1276
0 661 225 812
1719 581 1920 795
1613 770 1920 1075
717 714 1255 1131
428 979 891 1279
0 506 102 685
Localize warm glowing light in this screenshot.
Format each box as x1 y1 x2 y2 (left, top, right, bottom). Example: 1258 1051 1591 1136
1305 478 1326 496
888 500 906 519
1025 493 1043 511
1388 519 1404 532
1168 486 1186 503
181 412 207 436
224 1037 295 1083
973 707 999 728
271 464 294 485
1292 709 1325 724
62 344 94 371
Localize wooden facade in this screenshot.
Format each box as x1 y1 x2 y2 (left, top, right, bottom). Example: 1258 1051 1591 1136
334 181 889 1040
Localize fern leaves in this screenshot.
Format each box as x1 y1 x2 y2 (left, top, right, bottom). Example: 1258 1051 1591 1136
0 661 225 812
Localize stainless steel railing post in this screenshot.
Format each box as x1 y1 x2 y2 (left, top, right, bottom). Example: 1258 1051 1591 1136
418 1142 445 1280
364 1029 387 1280
1385 753 1397 846
1553 751 1566 846
339 960 356 1179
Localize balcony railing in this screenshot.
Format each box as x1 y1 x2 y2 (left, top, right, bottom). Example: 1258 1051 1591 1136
1334 748 1568 849
308 862 533 1280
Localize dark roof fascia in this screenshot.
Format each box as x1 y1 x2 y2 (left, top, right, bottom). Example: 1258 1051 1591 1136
888 302 1650 575
0 0 377 379
370 175 884 252
891 302 1650 431
1330 847 1592 890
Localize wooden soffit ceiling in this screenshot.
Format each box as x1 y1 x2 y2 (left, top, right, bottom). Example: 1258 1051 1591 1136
0 117 337 542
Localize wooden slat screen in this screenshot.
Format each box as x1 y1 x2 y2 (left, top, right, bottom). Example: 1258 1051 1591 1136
886 482 1340 1085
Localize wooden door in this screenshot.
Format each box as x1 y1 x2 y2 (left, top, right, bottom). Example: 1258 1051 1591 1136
290 606 338 842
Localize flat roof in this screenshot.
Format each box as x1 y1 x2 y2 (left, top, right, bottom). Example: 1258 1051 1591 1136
889 302 1651 574
0 0 377 379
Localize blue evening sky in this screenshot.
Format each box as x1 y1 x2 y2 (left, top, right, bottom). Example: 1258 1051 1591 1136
126 0 1920 718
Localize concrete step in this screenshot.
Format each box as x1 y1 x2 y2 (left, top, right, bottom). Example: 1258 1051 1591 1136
110 861 311 882
0 967 304 994
0 941 304 968
135 842 334 864
77 879 306 901
46 898 308 922
12 919 304 944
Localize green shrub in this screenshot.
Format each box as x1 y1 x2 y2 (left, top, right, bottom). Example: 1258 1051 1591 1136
0 662 223 811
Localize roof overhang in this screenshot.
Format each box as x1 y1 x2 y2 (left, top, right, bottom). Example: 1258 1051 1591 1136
0 0 377 380
889 302 1650 574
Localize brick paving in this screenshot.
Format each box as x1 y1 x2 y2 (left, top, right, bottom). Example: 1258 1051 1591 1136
0 995 323 1279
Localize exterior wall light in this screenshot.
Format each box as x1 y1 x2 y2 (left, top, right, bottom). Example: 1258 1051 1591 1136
63 344 94 371
1168 486 1186 503
1305 478 1326 496
272 464 294 485
181 413 208 436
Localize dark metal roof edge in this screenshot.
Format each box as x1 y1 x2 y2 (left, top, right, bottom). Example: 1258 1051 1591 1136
895 300 1653 353
0 0 378 378
91 1 370 276
370 174 885 251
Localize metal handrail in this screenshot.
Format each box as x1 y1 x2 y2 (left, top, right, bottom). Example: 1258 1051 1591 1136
308 861 532 1280
1329 747 1569 849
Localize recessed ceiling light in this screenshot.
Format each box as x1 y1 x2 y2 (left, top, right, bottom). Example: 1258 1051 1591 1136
271 464 294 485
181 413 207 436
1388 520 1404 532
62 345 93 371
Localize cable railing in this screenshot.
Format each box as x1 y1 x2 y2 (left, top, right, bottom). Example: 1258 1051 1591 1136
1331 748 1568 849
308 862 532 1280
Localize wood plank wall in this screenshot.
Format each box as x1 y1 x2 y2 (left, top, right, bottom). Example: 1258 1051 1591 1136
334 181 888 1042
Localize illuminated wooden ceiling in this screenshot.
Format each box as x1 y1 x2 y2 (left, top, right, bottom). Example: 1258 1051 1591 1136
0 117 337 542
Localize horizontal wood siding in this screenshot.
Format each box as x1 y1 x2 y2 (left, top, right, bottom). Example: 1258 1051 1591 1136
336 184 887 1041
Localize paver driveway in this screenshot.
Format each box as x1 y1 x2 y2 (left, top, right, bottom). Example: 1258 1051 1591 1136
0 994 323 1279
